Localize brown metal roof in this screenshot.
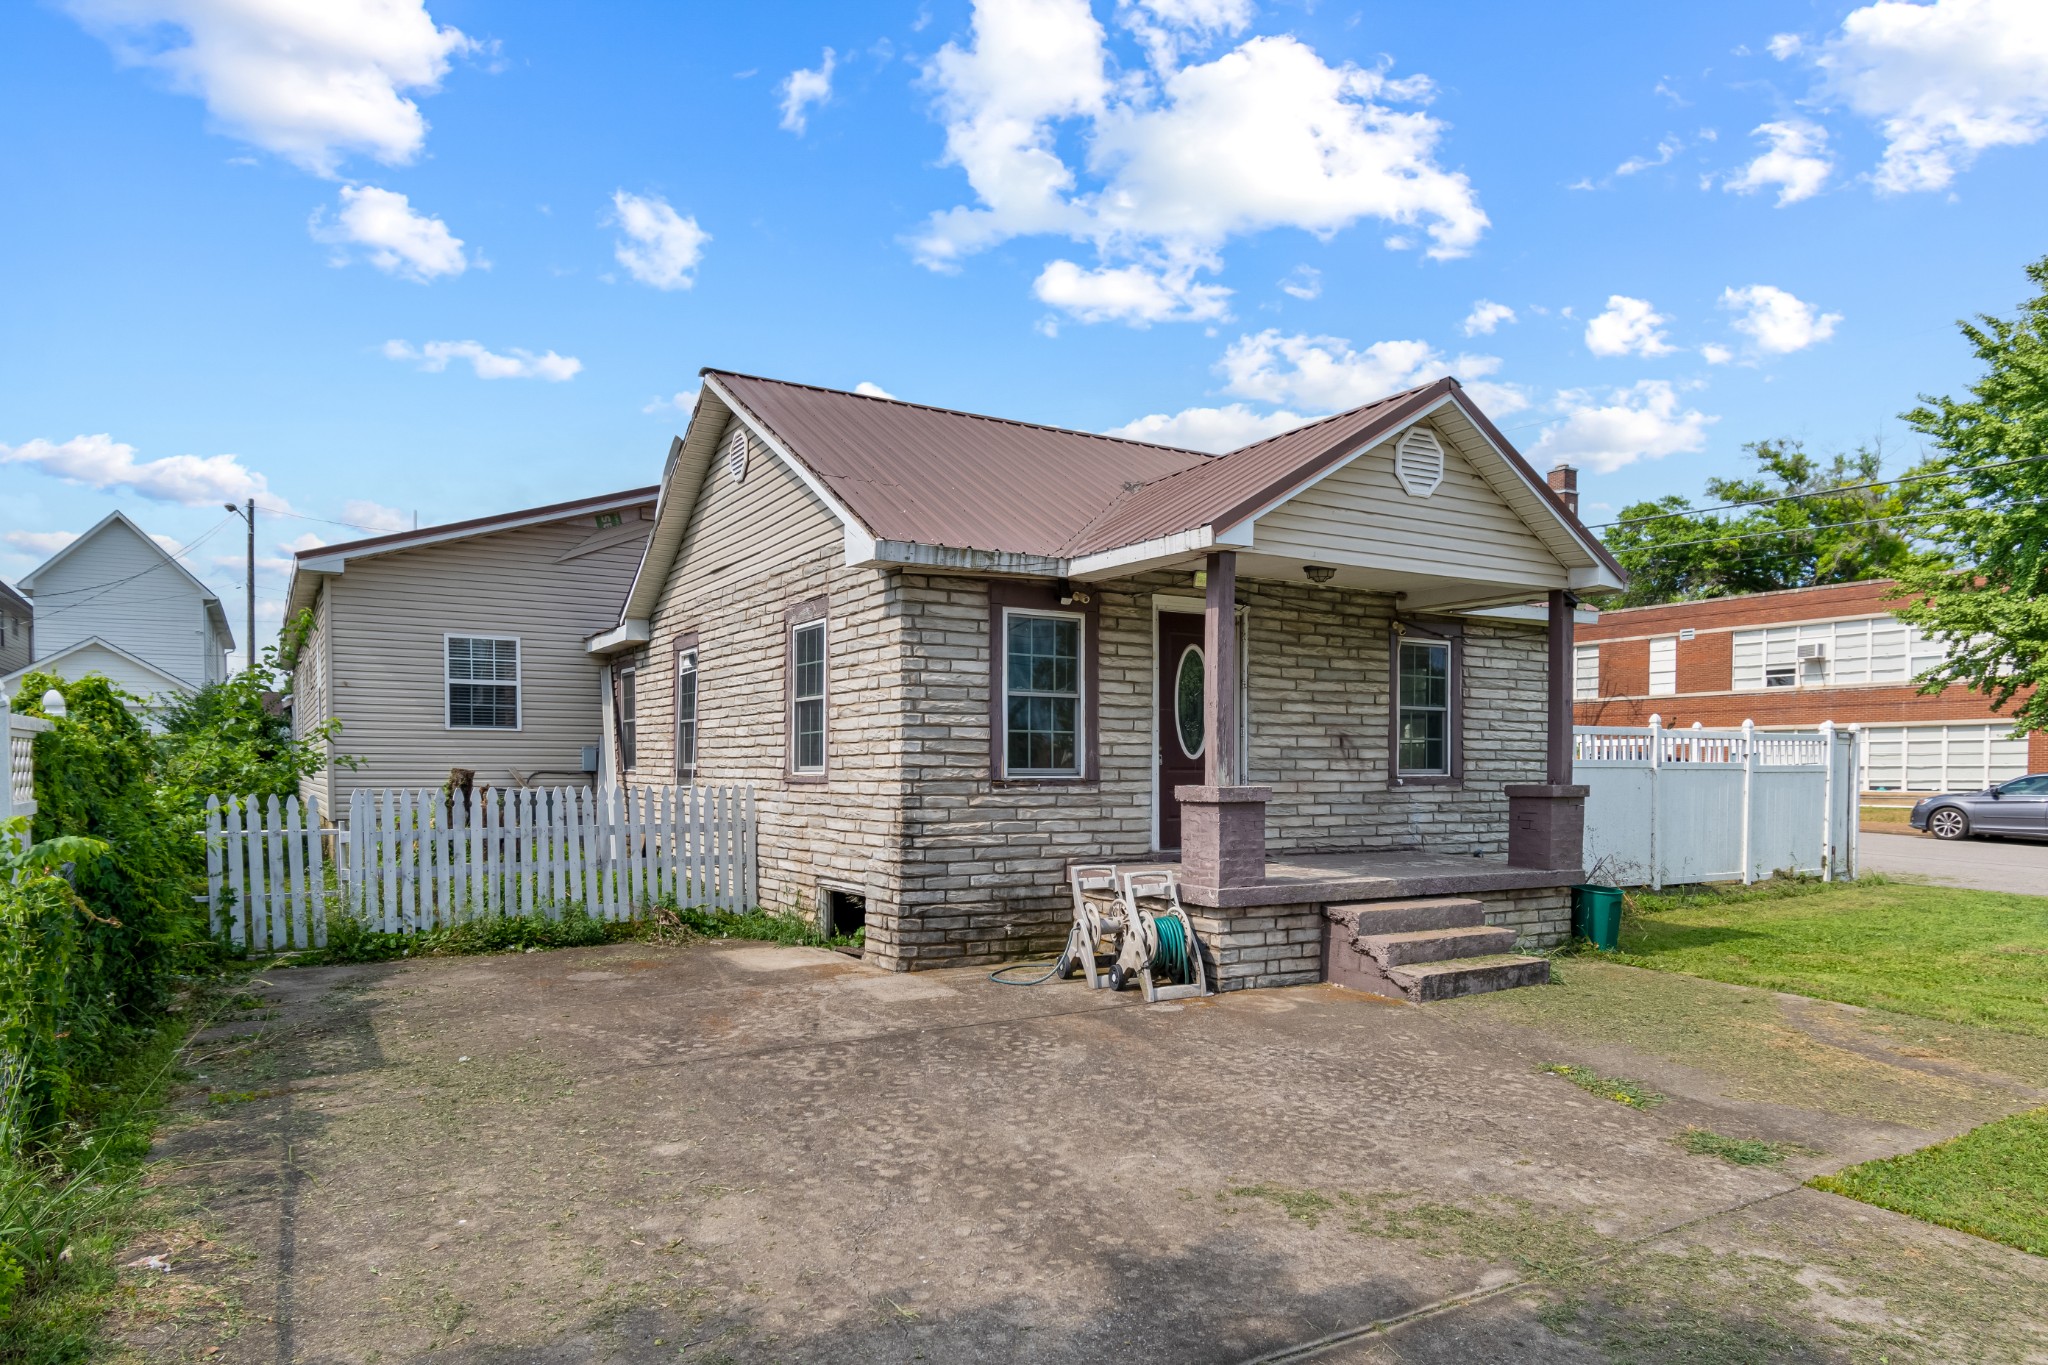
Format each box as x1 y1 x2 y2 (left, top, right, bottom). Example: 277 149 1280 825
705 370 1211 556
1062 380 1448 554
292 486 659 562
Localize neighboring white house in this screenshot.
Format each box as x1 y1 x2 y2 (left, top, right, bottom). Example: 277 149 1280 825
0 580 31 678
283 486 658 815
1 510 234 705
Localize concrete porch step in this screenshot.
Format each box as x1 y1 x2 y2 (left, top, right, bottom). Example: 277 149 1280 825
1386 954 1551 1002
1357 924 1518 968
1325 896 1485 936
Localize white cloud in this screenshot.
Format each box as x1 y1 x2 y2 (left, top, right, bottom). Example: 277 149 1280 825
62 0 475 177
0 433 274 505
1702 343 1735 365
1584 295 1676 358
1219 330 1456 410
854 382 897 399
1810 0 2048 193
1033 257 1231 324
1531 381 1716 473
1105 402 1310 453
779 48 836 134
1767 33 1805 60
1719 284 1842 354
1120 0 1257 69
642 389 699 414
311 185 467 280
609 190 710 290
913 0 1486 324
1462 299 1515 336
383 339 582 381
1616 135 1681 175
1722 120 1833 205
1279 265 1321 300
5 530 81 558
339 499 411 532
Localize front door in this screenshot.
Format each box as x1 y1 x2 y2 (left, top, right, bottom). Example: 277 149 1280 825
1157 611 1207 850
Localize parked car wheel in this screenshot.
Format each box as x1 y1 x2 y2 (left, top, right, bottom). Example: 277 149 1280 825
1927 806 1970 840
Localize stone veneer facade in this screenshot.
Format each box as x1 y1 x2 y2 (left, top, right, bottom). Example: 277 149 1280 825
625 541 1570 981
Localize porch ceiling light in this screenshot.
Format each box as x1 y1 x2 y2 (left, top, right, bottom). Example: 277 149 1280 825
1304 565 1336 584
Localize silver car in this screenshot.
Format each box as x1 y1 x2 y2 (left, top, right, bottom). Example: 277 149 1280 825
1910 774 2048 840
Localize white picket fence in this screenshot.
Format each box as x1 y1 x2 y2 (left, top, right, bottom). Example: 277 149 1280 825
1574 718 1861 890
204 784 757 952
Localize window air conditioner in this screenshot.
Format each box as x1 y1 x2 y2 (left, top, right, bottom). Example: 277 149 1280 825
1797 642 1828 661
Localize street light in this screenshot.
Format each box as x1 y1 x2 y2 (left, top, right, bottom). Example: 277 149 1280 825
224 499 254 675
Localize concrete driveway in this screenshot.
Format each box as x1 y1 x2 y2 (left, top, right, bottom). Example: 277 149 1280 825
1860 828 2048 895
119 940 2048 1363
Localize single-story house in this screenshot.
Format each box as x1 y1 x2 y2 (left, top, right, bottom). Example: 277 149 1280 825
588 370 1624 991
284 487 657 816
2 509 233 709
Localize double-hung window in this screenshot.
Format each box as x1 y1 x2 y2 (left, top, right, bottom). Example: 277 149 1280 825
1003 610 1083 776
674 642 699 780
446 636 519 729
618 666 638 768
1396 638 1452 777
790 617 827 775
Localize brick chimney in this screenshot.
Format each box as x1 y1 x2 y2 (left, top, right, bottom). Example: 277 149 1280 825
1547 463 1579 516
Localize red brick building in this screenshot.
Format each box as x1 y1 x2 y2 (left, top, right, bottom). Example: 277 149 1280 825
1573 579 2046 793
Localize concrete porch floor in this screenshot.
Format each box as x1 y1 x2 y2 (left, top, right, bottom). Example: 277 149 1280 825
1114 848 1583 909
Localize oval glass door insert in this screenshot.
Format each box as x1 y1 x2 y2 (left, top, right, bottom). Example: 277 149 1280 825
1175 644 1206 759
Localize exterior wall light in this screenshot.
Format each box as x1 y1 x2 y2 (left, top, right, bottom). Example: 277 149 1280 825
1304 565 1336 584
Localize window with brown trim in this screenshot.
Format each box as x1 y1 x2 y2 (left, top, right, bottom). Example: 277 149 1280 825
785 597 829 780
987 580 1099 783
1389 621 1462 785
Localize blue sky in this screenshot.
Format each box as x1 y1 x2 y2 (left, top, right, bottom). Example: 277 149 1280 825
4 0 2046 663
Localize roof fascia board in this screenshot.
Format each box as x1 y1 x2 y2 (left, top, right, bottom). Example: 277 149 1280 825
701 373 871 543
2 634 196 690
297 489 657 573
586 620 652 655
621 432 707 624
857 540 1068 575
1069 524 1245 580
1464 602 1603 625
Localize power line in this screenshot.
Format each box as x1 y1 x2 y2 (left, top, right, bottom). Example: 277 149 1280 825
1611 508 1960 557
1591 451 2048 530
257 505 404 535
29 514 239 617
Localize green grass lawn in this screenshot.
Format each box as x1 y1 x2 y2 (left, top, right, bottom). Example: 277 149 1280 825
1812 1107 2048 1256
1612 878 2048 1037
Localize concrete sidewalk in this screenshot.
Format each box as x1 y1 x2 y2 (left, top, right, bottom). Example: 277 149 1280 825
1860 828 2048 895
121 941 2048 1363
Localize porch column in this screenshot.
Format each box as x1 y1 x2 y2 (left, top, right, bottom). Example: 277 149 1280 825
1506 589 1588 871
1546 589 1574 784
1176 551 1270 892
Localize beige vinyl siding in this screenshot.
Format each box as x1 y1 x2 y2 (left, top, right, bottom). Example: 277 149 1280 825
628 418 905 923
27 518 216 690
293 585 336 815
1252 421 1567 588
324 509 649 801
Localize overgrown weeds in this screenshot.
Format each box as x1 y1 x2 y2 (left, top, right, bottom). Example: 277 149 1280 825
302 897 856 966
1675 1127 1813 1167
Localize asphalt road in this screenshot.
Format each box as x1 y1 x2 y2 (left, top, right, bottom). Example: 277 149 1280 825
1860 828 2048 895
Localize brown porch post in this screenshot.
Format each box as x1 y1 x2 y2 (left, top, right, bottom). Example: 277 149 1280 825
1175 551 1270 892
1506 589 1589 871
1547 588 1574 784
1205 551 1238 785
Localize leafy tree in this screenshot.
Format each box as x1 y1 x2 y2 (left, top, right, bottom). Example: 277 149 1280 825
1601 438 1925 607
1888 254 2048 736
155 608 354 811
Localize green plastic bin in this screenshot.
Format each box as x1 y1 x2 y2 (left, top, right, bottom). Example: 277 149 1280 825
1572 885 1623 952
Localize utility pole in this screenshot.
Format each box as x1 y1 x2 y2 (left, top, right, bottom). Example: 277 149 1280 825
226 499 257 675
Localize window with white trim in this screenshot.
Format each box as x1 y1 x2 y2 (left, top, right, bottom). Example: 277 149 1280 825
618 666 638 768
1002 609 1083 776
446 636 518 729
674 647 698 779
1648 636 1677 696
1732 616 1950 690
1573 643 1600 700
791 620 827 774
1396 640 1451 776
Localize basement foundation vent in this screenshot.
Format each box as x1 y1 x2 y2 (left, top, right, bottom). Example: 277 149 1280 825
822 886 867 939
1394 427 1445 498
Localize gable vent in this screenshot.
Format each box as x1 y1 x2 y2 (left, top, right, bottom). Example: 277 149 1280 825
725 427 750 483
1394 427 1445 498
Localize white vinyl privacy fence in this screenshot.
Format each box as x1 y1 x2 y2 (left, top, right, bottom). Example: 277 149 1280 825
204 785 757 951
1575 719 1860 889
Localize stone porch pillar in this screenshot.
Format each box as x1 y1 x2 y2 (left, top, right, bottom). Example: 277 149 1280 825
1177 550 1269 891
